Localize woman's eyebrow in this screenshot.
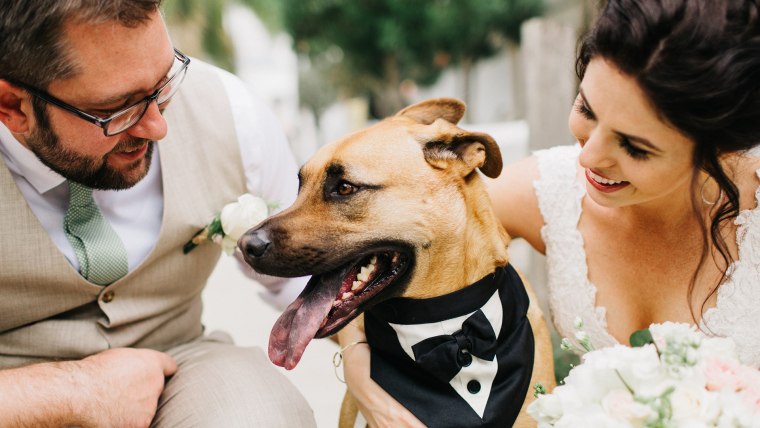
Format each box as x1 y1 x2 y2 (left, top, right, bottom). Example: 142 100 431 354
579 88 661 153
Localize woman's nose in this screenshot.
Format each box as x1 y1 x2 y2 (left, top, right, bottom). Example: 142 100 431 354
578 131 616 170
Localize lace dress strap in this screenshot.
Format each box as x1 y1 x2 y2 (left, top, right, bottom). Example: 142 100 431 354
701 170 760 367
533 145 617 350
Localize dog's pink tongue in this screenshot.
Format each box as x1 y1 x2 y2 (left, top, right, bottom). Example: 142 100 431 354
269 274 342 369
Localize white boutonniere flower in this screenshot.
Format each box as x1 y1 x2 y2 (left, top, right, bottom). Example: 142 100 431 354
184 194 272 255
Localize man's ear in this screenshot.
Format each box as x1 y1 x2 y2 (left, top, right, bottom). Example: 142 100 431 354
0 80 31 133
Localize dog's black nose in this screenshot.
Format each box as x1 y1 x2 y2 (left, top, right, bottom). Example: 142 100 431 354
240 228 271 258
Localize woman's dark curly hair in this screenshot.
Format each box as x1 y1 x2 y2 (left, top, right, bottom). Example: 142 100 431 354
577 0 760 323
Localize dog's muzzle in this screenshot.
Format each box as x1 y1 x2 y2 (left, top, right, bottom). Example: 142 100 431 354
240 228 271 258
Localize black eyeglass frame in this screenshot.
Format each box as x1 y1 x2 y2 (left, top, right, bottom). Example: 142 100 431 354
7 48 191 136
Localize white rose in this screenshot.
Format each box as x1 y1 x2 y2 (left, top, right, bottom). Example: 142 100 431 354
649 322 699 339
601 389 654 425
717 389 756 427
670 382 720 425
649 322 703 351
528 383 585 425
527 393 564 423
562 361 623 404
219 194 269 254
578 345 665 398
555 411 630 428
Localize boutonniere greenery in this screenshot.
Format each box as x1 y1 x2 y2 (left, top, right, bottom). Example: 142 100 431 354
184 194 273 255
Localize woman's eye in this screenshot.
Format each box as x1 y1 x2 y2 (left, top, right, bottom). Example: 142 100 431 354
619 137 650 160
336 181 358 196
574 99 595 120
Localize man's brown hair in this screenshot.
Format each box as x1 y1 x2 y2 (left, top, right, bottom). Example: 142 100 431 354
0 0 161 88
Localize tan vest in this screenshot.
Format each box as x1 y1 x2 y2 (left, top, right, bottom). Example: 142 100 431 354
0 60 247 368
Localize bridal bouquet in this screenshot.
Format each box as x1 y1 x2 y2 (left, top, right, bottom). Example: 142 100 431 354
528 321 760 427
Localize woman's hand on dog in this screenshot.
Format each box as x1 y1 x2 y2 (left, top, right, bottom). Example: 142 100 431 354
339 322 425 428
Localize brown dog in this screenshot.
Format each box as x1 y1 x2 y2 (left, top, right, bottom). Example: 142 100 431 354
240 98 554 427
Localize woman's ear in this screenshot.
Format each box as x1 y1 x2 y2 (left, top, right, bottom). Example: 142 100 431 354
0 80 31 133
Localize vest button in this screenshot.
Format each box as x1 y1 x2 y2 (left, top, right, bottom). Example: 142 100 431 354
102 291 115 303
460 350 472 367
467 380 481 394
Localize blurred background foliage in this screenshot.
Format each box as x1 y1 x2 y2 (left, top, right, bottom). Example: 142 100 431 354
163 0 544 118
282 0 544 118
163 0 283 70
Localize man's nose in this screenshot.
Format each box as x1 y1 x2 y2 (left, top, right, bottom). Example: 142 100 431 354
126 101 168 141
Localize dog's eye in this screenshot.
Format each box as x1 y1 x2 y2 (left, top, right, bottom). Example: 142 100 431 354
335 181 358 196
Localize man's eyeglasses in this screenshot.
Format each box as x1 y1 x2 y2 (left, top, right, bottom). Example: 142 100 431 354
10 48 191 136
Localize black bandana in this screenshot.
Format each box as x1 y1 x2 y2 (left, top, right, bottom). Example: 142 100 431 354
365 264 534 427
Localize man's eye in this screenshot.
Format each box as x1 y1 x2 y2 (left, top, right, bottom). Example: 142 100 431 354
94 105 128 117
335 181 358 196
94 109 119 117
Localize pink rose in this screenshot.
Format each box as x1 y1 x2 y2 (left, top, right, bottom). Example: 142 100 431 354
703 357 743 392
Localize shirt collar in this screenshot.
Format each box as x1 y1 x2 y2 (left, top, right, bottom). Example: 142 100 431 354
0 122 66 194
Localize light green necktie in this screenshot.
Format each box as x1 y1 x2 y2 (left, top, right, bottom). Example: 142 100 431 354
64 181 128 285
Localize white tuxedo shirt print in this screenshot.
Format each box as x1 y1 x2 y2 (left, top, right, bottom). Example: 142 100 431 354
364 264 534 428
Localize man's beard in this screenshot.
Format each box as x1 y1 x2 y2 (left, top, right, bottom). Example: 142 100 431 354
28 105 154 190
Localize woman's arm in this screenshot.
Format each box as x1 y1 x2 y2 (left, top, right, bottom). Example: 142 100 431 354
485 155 546 254
338 317 425 428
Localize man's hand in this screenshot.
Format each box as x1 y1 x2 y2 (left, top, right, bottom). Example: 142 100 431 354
0 348 176 428
75 348 177 427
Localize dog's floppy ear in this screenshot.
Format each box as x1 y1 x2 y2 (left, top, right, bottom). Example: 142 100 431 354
397 98 502 178
420 124 503 178
396 98 466 125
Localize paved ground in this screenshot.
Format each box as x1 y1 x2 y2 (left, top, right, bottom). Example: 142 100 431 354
201 255 343 427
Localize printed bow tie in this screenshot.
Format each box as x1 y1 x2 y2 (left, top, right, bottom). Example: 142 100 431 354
411 309 498 384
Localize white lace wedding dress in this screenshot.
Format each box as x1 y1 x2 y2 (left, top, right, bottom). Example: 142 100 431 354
534 145 760 367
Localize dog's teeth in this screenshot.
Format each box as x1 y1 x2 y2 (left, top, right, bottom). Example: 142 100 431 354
341 292 354 300
352 281 363 291
370 256 377 264
332 300 341 307
357 269 369 282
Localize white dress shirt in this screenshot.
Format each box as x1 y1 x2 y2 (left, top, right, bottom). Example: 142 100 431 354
0 66 307 310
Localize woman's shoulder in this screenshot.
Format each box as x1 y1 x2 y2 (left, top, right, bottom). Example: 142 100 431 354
485 144 583 253
486 155 544 251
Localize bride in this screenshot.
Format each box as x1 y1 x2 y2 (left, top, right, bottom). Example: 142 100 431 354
339 0 760 425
